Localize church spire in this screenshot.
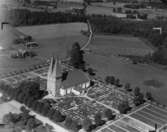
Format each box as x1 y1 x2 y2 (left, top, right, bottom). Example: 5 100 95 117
47 56 61 97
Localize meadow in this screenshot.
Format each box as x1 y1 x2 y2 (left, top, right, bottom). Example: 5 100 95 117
89 35 154 56
0 23 88 74
85 35 167 105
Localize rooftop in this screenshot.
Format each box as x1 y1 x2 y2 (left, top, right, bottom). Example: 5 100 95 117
62 69 89 89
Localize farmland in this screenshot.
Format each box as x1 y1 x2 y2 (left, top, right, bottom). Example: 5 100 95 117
98 103 167 132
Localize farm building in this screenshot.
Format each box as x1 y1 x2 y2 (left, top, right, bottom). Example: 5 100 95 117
47 56 90 97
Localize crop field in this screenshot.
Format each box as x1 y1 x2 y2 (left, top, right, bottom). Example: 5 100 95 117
99 116 153 132
98 103 167 132
130 104 167 129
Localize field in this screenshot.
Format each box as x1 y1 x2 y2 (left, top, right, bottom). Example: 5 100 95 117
85 34 167 105
130 104 167 129
98 103 167 132
89 35 154 56
99 116 153 132
0 23 88 74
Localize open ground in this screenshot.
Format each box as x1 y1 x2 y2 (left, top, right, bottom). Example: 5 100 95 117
85 34 167 105
0 23 88 74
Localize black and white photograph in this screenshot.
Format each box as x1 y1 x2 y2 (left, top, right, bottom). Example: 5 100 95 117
0 0 167 132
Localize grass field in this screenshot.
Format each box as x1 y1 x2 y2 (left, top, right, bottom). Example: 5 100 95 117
85 35 167 105
89 35 154 56
0 23 88 74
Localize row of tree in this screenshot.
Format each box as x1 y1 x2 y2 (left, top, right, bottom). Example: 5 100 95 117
7 9 86 26
104 76 154 113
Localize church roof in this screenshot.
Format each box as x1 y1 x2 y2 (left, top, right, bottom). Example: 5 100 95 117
62 69 89 89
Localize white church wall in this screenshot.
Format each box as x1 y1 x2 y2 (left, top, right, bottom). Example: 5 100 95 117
60 89 66 96
71 89 80 95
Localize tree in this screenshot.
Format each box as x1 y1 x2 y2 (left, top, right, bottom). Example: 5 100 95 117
20 106 30 114
48 109 55 120
160 0 167 4
146 92 154 101
134 93 145 106
118 101 131 114
134 87 140 96
26 117 36 130
82 118 92 131
104 109 115 120
52 110 66 123
115 79 121 87
41 103 50 116
105 76 115 85
84 0 91 5
94 112 105 127
24 0 31 5
70 42 85 69
64 117 73 129
70 120 81 132
87 68 95 76
124 83 132 92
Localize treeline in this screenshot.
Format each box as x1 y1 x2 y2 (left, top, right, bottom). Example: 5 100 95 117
88 15 167 48
7 9 167 48
88 15 167 65
7 9 86 26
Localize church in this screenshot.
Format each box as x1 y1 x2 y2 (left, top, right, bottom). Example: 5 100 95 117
47 56 90 97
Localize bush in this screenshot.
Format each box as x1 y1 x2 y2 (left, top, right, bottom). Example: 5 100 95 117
118 101 131 114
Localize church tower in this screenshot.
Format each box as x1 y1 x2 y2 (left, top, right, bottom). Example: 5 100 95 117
47 56 61 97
